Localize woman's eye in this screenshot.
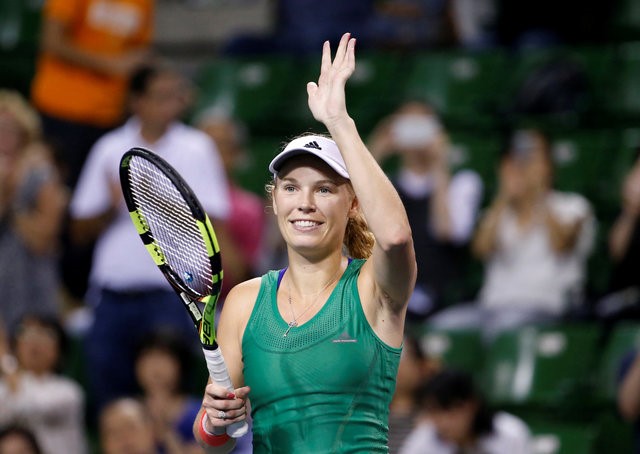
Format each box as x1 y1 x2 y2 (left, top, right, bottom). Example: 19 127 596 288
318 186 331 194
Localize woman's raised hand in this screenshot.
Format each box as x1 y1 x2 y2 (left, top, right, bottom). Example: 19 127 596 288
307 32 356 128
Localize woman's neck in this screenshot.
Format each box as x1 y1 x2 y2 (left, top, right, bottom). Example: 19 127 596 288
287 253 345 295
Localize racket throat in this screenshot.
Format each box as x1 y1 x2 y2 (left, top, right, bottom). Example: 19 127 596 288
180 292 202 323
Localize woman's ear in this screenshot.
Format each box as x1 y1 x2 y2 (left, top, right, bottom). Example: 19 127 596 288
348 194 359 218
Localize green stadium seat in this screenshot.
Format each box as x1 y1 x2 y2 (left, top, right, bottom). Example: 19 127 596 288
500 46 616 128
342 52 407 133
237 136 284 196
600 128 640 211
0 46 37 94
0 0 22 50
418 327 484 373
193 56 297 135
279 51 407 135
0 0 41 94
585 219 613 298
448 131 501 199
610 42 640 120
549 129 617 202
401 50 507 127
596 322 640 405
593 411 634 453
482 325 600 410
527 420 598 454
62 334 88 392
611 0 640 41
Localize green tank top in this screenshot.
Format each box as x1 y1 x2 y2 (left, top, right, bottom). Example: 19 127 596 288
242 259 402 453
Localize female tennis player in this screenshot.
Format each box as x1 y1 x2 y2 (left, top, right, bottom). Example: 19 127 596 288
193 32 417 453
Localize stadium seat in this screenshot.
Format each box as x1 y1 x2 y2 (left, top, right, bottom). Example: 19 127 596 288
592 411 634 453
0 0 41 94
611 0 640 41
238 136 285 196
500 46 616 128
609 42 640 121
548 129 617 202
596 322 640 405
447 130 502 199
193 56 297 135
418 327 484 374
278 51 408 135
527 420 598 454
482 324 600 410
401 50 508 127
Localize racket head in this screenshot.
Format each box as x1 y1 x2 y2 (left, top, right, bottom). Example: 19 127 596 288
119 147 223 347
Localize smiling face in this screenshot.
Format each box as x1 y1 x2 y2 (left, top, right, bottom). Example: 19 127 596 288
272 155 357 259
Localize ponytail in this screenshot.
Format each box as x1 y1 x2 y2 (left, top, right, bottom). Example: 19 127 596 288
344 212 375 259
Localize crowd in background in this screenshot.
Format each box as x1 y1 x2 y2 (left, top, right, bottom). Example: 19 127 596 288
0 0 638 453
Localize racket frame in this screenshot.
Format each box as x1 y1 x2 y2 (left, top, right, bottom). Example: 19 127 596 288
119 147 247 438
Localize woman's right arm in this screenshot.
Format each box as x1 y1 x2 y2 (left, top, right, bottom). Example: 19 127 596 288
193 279 259 452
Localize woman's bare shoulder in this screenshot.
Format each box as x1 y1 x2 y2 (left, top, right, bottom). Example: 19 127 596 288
222 276 265 324
230 276 264 298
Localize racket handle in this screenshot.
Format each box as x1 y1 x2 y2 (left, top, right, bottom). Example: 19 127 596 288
202 347 249 438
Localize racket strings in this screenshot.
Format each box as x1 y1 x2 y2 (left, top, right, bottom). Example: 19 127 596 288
128 157 213 297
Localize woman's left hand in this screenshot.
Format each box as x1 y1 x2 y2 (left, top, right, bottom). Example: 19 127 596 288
202 383 250 431
307 32 356 128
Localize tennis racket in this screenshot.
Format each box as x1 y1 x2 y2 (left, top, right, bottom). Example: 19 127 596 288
119 147 248 438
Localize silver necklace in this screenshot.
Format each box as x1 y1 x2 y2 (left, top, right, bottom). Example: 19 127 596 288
283 267 342 337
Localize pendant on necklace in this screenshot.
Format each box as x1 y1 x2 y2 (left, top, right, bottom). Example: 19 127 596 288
283 320 298 337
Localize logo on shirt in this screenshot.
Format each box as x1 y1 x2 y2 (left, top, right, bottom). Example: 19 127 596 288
332 331 357 343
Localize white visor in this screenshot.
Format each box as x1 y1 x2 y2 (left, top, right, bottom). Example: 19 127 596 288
268 135 349 179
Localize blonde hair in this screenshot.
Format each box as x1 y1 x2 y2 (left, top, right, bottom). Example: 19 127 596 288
345 211 375 259
0 90 41 144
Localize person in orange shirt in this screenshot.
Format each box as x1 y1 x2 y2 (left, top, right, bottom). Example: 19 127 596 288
31 0 154 305
31 0 154 189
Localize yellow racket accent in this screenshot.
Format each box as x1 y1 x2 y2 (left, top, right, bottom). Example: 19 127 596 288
145 243 167 265
130 210 150 235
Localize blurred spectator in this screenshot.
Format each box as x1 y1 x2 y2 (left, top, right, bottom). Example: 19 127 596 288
195 109 267 296
596 149 640 320
368 99 483 320
222 0 457 55
68 63 231 412
400 369 531 453
99 398 157 454
221 0 374 55
475 129 595 311
0 424 43 454
134 330 204 454
609 149 640 294
32 0 156 306
450 0 497 49
0 90 67 330
430 128 595 339
31 0 154 189
368 0 458 50
388 335 440 454
0 314 87 454
617 350 640 453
